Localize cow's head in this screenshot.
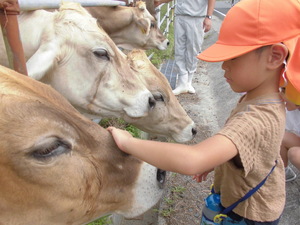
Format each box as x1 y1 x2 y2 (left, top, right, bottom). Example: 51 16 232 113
88 1 169 51
125 1 169 50
135 1 170 50
126 49 197 143
0 65 165 225
22 2 156 119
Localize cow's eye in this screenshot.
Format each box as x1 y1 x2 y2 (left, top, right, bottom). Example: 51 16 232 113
153 93 164 102
31 139 71 159
93 48 110 61
150 22 155 28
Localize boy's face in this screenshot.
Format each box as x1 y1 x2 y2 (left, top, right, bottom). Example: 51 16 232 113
221 49 267 93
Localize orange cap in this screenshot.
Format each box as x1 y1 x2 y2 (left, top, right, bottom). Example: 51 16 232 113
282 36 300 105
197 0 300 62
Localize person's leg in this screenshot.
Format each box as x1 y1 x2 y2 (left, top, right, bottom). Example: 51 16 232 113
288 146 300 170
244 216 280 225
173 16 189 95
185 17 204 94
280 131 300 181
222 211 281 225
280 131 300 167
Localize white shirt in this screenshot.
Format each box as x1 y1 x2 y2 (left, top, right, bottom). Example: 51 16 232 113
286 109 300 136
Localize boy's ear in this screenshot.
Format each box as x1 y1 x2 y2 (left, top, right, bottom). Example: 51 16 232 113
267 43 289 69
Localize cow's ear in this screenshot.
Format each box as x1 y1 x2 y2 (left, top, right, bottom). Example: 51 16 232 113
26 40 59 80
137 18 151 36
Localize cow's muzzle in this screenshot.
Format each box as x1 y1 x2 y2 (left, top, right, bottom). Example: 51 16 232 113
156 169 166 189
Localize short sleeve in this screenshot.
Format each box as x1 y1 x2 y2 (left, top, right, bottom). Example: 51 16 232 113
217 111 265 176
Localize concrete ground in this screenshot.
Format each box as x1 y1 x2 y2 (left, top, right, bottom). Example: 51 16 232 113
116 1 299 225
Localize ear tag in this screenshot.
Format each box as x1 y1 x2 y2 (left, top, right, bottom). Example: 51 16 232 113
140 28 146 34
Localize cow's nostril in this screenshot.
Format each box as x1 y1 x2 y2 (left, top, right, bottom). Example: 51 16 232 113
192 128 197 136
156 169 166 189
149 97 156 109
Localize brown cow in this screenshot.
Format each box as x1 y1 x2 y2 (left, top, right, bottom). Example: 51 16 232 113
126 49 197 143
0 65 165 225
0 2 156 119
86 1 169 50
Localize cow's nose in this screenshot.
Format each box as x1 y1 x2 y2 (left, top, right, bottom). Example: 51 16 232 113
192 128 197 136
156 169 166 189
167 40 170 46
149 96 156 109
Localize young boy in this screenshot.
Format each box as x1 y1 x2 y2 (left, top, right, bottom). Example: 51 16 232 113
108 0 300 223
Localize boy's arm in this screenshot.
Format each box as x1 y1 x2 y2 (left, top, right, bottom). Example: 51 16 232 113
107 127 238 175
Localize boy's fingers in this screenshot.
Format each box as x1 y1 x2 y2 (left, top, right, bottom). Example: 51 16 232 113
107 126 115 132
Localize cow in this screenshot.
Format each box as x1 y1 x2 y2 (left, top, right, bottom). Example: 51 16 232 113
0 2 156 120
0 2 196 143
126 49 197 143
86 1 169 50
0 64 165 225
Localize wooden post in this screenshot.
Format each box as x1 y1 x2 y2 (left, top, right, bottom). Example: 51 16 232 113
0 0 28 75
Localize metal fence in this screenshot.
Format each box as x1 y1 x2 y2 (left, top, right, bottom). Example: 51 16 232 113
156 1 175 37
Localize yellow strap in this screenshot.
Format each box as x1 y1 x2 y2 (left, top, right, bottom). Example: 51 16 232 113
209 184 214 194
214 214 227 223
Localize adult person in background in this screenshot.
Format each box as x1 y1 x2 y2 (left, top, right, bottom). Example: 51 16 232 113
155 0 216 95
280 90 300 182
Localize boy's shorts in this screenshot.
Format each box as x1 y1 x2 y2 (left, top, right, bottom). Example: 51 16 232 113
222 210 281 225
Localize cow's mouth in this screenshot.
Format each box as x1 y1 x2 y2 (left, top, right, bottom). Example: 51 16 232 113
156 169 166 189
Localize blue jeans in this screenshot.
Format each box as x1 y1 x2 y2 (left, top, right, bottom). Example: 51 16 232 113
222 210 281 225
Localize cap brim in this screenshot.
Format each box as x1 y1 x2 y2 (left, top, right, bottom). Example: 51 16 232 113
197 43 262 62
284 36 300 92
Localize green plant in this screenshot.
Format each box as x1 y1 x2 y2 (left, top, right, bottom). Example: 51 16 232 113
171 186 186 194
153 207 175 217
87 215 112 225
99 118 141 138
163 197 175 205
146 4 175 68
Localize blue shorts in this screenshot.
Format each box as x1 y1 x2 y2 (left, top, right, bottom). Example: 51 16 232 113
222 210 281 225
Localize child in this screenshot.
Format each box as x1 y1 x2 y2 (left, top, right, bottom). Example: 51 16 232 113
280 91 300 181
108 0 300 224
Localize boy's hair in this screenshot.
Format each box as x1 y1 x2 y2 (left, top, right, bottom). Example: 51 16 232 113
197 0 300 62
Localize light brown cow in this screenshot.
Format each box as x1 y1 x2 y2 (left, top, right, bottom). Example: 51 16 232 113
126 49 197 142
86 1 169 50
0 65 165 225
0 2 156 119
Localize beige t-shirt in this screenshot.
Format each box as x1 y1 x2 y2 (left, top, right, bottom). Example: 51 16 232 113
214 93 286 222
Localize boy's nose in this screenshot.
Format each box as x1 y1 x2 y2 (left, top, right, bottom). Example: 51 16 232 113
221 61 229 71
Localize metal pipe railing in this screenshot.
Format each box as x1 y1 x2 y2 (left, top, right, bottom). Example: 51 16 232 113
18 0 126 10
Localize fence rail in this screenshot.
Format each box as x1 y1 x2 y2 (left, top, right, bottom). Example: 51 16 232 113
156 1 175 37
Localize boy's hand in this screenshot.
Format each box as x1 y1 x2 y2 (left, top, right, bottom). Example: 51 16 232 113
192 170 213 182
107 126 133 152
